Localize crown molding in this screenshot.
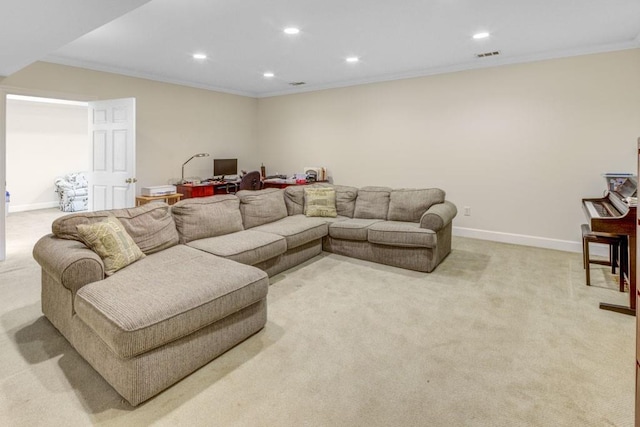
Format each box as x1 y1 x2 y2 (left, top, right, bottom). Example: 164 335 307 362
257 41 640 98
42 56 258 98
45 40 640 100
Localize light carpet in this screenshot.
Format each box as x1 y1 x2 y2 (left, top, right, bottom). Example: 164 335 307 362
0 209 634 426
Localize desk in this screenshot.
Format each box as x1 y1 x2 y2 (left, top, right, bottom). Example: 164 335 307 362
176 182 238 199
136 193 182 206
262 180 327 189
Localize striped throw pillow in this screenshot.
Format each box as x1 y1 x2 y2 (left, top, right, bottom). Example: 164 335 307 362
304 187 337 217
77 215 145 276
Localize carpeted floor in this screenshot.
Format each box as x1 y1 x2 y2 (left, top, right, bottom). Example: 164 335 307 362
0 209 635 426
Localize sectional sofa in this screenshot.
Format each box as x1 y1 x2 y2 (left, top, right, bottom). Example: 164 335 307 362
32 184 456 405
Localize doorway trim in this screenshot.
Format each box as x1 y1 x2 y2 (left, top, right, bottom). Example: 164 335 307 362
0 87 6 261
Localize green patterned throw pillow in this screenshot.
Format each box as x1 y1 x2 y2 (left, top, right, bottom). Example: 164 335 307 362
304 187 337 217
77 215 145 276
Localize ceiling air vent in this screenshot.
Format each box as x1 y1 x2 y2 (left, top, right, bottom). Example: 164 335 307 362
476 51 501 58
288 81 306 86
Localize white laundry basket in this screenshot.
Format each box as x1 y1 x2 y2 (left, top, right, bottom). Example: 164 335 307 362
55 173 89 212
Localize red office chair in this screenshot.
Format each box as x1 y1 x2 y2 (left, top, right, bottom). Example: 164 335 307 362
238 171 263 191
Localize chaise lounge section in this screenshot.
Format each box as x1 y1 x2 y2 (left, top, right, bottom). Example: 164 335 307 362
33 204 268 406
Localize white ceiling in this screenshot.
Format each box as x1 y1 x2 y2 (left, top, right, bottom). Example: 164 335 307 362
8 0 640 98
0 0 151 77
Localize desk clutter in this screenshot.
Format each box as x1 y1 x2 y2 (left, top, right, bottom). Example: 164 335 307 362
171 165 329 199
141 185 177 196
303 166 327 182
180 180 230 186
261 166 327 184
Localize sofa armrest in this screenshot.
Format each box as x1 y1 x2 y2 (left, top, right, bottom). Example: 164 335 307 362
419 201 457 232
33 234 104 294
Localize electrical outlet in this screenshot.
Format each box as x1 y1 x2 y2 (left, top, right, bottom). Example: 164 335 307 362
464 206 471 216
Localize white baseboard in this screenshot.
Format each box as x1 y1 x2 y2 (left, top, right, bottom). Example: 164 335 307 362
452 226 609 257
8 201 59 213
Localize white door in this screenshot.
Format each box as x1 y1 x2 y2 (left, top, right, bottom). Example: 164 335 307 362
88 98 136 210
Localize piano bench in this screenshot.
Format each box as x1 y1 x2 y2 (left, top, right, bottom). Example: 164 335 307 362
581 224 626 291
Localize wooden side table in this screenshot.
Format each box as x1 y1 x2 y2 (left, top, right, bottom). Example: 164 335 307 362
135 193 182 206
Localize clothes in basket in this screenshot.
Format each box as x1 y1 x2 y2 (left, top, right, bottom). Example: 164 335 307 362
55 172 89 212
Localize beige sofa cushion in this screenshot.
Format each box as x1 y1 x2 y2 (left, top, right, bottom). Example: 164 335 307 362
171 195 243 244
187 230 286 266
334 185 359 218
252 215 328 249
387 189 445 222
237 188 288 229
368 221 437 248
52 203 178 255
328 218 384 241
353 186 392 220
74 245 268 359
283 185 306 216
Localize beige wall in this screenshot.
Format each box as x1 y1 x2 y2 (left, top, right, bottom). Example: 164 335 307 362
257 49 640 247
1 62 258 191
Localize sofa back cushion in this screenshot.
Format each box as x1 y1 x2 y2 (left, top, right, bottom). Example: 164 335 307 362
52 203 179 254
285 183 358 217
353 186 392 220
237 188 288 229
333 184 358 218
284 185 306 216
171 195 244 243
387 188 445 223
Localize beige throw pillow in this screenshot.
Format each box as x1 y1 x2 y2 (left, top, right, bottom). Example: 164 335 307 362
77 215 145 276
304 187 337 217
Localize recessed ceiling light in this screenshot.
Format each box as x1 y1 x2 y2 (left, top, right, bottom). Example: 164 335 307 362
346 56 360 63
284 27 300 35
193 53 207 60
263 72 275 78
472 32 490 40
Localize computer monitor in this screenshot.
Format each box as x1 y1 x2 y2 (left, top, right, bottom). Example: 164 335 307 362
213 158 238 179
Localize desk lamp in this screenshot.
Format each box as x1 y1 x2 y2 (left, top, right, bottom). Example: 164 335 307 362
181 153 210 183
